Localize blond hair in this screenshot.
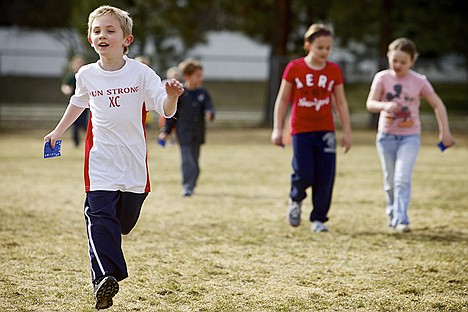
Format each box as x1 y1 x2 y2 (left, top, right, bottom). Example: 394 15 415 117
166 66 181 80
304 23 334 44
178 58 203 76
388 37 419 61
135 55 151 66
88 5 133 54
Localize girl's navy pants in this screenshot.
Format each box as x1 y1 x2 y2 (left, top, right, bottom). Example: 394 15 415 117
290 131 336 223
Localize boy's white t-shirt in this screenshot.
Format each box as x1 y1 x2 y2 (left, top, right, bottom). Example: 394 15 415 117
70 56 173 193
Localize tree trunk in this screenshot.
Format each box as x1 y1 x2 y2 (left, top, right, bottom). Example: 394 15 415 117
263 0 290 126
369 0 395 129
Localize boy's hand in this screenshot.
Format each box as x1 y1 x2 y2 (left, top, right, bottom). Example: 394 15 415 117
157 132 167 147
205 111 214 121
44 130 63 148
165 79 184 98
158 132 167 141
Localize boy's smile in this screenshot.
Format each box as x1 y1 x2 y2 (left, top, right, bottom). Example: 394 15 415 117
88 14 133 62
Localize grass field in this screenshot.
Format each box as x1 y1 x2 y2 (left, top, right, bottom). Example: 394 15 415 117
1 77 466 114
1 128 467 311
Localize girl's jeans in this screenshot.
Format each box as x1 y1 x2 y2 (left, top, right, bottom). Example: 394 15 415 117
376 133 420 226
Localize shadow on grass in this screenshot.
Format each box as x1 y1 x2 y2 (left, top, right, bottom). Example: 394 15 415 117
348 226 467 243
394 227 468 243
192 191 275 201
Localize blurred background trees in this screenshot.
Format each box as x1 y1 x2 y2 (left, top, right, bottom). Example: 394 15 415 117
3 0 465 64
1 0 466 124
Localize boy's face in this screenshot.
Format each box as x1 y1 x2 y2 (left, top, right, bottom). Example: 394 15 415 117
88 14 133 58
184 69 203 88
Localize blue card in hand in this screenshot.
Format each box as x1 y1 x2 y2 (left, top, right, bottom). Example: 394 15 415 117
44 140 62 158
437 141 447 152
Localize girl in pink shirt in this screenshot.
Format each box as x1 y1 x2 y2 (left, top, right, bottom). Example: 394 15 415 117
366 37 455 232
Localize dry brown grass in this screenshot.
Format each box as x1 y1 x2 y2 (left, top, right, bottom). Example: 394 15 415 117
1 128 467 311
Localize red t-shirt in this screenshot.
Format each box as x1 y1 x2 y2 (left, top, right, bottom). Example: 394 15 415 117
282 58 343 135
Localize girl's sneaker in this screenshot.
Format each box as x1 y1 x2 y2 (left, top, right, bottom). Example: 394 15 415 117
288 200 302 227
311 221 328 232
394 224 411 233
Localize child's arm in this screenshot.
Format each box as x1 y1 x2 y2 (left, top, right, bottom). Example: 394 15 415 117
163 79 184 117
333 84 352 153
203 91 215 121
271 79 292 146
44 104 86 148
366 87 401 114
159 116 176 141
424 92 455 148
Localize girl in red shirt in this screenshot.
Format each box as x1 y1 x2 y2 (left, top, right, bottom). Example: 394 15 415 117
271 23 352 232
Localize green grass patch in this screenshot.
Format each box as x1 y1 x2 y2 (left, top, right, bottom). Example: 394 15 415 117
1 77 466 115
1 128 467 311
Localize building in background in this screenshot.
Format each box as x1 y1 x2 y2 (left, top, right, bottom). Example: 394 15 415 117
0 26 83 77
0 27 273 80
186 31 270 81
0 26 465 83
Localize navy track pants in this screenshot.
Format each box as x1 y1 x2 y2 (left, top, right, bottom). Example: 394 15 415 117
290 131 336 223
84 191 147 283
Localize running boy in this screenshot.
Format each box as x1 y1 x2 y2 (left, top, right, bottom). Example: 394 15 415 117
271 23 352 232
159 58 215 196
366 37 455 232
44 5 183 309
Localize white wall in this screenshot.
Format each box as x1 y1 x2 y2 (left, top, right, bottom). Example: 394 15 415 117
1 27 465 83
0 27 83 77
0 27 271 80
187 31 271 81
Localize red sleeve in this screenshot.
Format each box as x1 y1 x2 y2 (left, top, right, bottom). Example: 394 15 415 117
331 62 344 86
282 60 295 83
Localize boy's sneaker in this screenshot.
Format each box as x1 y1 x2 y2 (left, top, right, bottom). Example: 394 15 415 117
288 200 302 227
94 276 119 310
311 221 328 232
